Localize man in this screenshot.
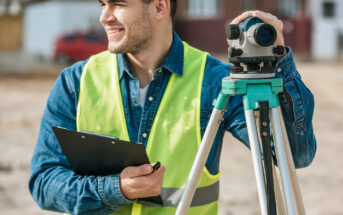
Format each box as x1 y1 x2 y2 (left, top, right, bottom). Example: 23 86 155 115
29 0 316 214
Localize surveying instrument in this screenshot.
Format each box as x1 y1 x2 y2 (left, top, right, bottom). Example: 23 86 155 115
175 17 306 215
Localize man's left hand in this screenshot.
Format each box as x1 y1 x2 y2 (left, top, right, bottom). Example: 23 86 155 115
231 10 284 47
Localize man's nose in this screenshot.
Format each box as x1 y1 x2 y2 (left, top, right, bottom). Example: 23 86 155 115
100 7 116 24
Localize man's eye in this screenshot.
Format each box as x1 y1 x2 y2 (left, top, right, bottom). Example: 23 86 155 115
113 3 126 7
99 1 126 7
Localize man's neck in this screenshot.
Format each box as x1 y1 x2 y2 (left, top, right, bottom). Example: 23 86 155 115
126 31 173 88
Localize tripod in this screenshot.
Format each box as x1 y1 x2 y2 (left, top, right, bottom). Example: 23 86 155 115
175 75 306 215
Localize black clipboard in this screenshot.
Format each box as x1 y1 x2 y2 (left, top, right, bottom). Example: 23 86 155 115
52 127 163 206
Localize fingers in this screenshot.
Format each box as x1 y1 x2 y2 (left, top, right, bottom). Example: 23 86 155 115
150 165 166 180
230 10 285 47
120 165 166 199
144 165 166 193
231 10 265 24
231 11 255 24
149 165 166 196
232 10 283 32
121 164 153 178
232 10 276 24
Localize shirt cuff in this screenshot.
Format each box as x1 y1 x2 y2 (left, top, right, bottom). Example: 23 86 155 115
274 46 298 82
98 174 134 207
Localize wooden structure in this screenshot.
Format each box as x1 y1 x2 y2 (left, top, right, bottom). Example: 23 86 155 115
0 15 23 51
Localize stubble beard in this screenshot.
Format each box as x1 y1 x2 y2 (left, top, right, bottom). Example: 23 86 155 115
107 9 154 54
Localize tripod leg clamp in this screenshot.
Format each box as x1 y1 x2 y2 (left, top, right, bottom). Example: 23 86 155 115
213 92 230 110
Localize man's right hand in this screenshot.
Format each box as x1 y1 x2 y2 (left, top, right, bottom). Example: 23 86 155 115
120 164 166 200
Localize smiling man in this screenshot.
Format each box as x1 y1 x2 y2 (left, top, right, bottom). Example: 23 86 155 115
29 0 316 214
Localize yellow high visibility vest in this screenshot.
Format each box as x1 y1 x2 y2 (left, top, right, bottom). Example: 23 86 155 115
77 42 220 215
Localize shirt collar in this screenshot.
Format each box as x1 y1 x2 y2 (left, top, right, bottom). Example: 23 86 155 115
117 31 184 80
162 31 184 77
117 53 133 80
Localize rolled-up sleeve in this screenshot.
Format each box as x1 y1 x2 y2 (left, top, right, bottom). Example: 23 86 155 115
274 48 317 168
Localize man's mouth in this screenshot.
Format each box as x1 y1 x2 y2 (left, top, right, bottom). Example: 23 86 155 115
106 27 125 36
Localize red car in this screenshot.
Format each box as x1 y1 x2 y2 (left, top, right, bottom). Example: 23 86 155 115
54 31 108 64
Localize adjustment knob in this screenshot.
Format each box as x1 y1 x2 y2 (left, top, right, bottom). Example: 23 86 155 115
228 47 243 58
273 45 285 55
226 24 240 40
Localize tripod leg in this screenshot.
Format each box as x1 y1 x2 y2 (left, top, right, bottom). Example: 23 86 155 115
259 102 277 215
270 108 296 215
272 162 287 215
278 107 306 215
245 109 268 215
176 94 230 215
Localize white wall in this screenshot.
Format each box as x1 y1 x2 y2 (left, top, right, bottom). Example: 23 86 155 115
188 0 219 18
309 0 343 60
24 0 102 58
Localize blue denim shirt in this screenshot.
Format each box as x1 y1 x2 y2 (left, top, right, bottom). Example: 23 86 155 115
29 32 316 215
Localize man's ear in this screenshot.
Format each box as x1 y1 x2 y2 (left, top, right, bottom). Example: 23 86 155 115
154 0 170 21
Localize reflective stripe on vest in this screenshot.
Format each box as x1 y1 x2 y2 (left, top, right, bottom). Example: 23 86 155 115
137 181 219 207
77 42 221 215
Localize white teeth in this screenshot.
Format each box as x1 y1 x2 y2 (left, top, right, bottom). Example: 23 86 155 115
108 29 121 33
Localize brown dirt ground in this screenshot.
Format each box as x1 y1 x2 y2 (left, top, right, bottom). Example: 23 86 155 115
0 60 342 215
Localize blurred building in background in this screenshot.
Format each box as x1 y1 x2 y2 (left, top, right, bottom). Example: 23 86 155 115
309 0 343 60
24 0 102 59
0 0 103 61
175 0 309 56
175 0 280 54
0 0 342 61
175 0 343 60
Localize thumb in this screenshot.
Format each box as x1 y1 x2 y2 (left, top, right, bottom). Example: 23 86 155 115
121 164 153 178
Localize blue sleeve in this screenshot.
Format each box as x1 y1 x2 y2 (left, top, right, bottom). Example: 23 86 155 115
28 61 133 215
225 47 317 168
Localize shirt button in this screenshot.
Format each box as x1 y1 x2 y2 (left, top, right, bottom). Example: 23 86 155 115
158 69 162 73
132 99 137 104
148 97 154 102
142 133 147 138
277 68 282 73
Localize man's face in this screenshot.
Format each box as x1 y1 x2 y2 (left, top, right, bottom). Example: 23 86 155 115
99 0 154 54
